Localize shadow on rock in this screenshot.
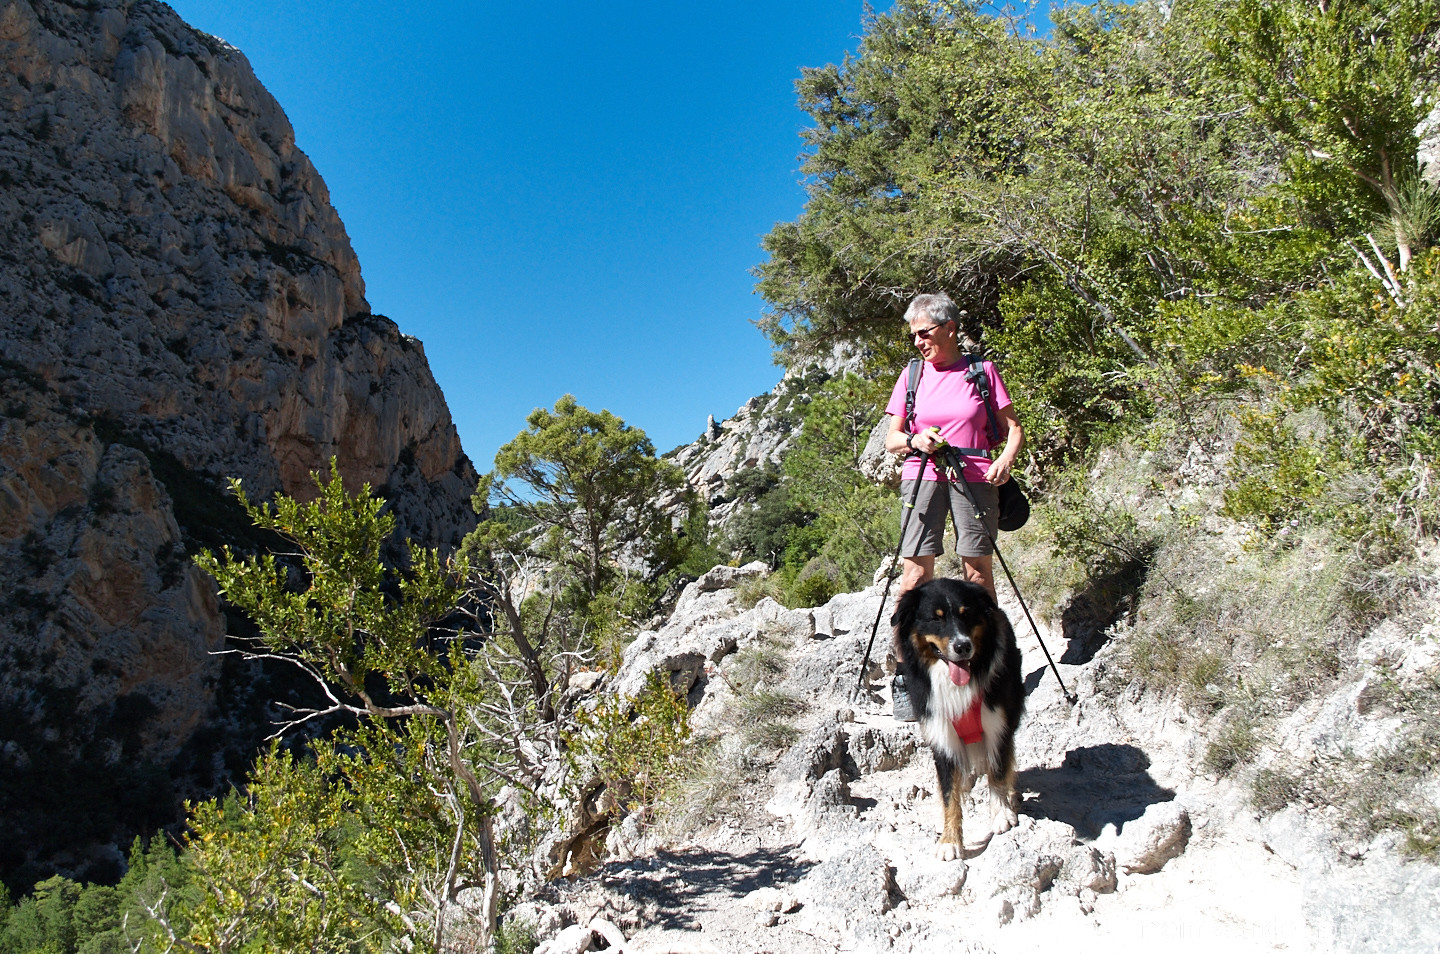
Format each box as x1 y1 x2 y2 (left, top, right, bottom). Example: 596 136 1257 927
1057 545 1152 665
1023 666 1045 695
583 847 816 930
1017 743 1174 838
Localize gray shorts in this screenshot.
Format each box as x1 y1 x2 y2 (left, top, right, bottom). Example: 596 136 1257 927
899 479 999 558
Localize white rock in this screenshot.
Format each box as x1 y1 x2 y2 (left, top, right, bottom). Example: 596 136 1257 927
534 923 592 954
587 918 626 950
894 859 967 901
1113 801 1192 874
742 886 801 912
568 670 605 692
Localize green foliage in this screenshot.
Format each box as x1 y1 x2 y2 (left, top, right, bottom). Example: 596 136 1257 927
173 747 408 952
1221 409 1330 533
196 462 466 702
782 374 897 588
1219 0 1440 234
667 498 728 580
186 462 528 952
493 917 538 954
564 670 692 813
1213 251 1440 545
723 464 814 570
759 0 1440 488
469 395 691 648
0 838 188 954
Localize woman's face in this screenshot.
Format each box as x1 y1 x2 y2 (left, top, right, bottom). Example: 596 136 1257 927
909 317 956 364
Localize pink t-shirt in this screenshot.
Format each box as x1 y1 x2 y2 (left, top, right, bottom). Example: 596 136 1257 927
884 358 1012 482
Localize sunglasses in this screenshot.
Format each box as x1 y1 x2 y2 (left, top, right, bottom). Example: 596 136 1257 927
911 323 948 341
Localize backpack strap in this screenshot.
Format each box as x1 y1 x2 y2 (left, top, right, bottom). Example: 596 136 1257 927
965 354 1002 447
904 358 922 434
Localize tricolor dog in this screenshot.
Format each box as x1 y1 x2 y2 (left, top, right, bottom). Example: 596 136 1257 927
892 577 1025 859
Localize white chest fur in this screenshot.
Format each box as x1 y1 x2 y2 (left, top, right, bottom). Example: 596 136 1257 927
920 662 979 755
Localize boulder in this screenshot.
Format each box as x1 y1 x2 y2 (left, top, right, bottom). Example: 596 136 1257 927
795 843 895 923
1107 801 1192 875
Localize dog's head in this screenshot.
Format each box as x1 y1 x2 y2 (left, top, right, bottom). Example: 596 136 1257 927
891 578 999 685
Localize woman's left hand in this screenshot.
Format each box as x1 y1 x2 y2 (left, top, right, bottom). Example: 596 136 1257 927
985 458 1012 486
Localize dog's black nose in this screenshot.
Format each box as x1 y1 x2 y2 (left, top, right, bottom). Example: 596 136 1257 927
951 635 973 659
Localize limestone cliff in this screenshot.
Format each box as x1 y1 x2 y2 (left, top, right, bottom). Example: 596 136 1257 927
0 0 475 885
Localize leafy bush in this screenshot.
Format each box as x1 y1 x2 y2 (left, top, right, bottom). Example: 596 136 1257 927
494 917 539 954
1221 409 1330 533
564 670 692 813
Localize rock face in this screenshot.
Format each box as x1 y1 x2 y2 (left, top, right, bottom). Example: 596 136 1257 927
668 374 802 523
0 0 475 885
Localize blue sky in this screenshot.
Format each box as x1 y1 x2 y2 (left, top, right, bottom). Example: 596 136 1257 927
164 1 890 469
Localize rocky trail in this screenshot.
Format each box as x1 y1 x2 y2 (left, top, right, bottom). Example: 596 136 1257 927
513 566 1440 954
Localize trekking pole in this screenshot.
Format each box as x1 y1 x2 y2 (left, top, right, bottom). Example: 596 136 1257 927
852 451 931 703
941 451 1077 706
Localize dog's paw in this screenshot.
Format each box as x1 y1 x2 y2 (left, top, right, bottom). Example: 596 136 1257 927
935 840 962 862
991 807 1018 835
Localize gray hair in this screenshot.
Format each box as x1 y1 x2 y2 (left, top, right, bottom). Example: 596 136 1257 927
903 292 961 327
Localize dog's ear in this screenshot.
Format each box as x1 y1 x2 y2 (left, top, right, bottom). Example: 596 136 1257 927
891 585 922 635
968 579 999 611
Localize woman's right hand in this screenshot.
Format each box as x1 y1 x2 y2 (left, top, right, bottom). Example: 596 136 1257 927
911 427 944 455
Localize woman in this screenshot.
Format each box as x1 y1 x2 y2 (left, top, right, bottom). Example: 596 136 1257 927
883 292 1023 602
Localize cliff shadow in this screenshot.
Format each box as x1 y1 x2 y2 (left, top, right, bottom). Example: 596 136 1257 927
1017 742 1174 838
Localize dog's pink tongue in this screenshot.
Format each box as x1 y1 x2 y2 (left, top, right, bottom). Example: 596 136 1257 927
947 661 971 686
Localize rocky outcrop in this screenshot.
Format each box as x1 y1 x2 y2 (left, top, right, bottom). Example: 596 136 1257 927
669 375 802 523
0 0 475 885
668 345 871 533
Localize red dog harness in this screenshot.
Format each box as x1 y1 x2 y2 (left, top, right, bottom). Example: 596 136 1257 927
952 697 984 745
945 661 985 744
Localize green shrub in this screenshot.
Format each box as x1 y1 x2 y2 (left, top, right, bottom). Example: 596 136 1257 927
1221 409 1330 533
0 838 188 954
564 670 692 812
494 917 538 954
788 572 839 610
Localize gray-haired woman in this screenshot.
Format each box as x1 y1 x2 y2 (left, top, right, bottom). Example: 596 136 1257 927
882 292 1024 603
